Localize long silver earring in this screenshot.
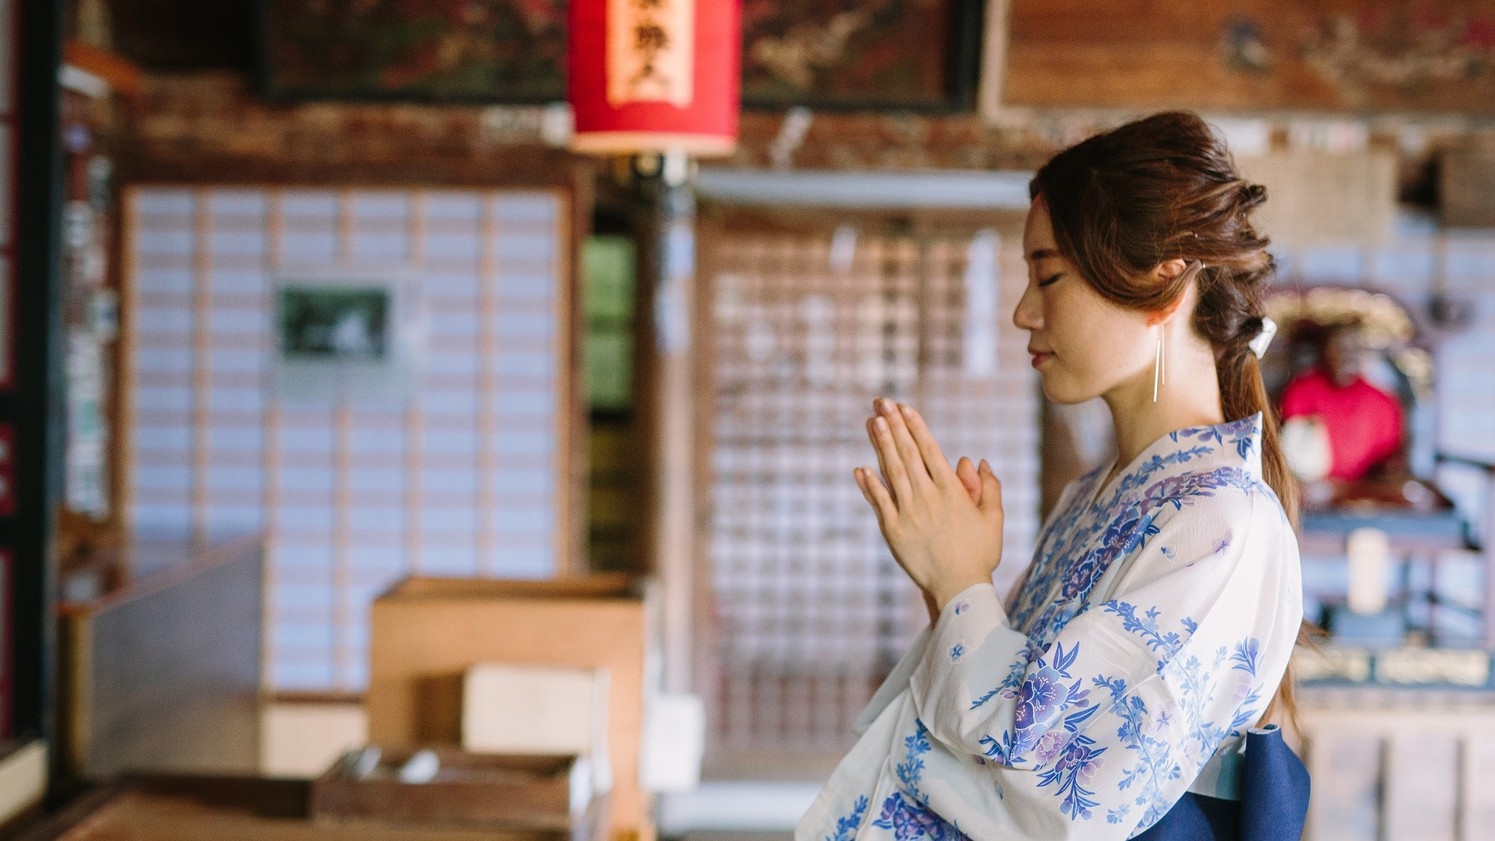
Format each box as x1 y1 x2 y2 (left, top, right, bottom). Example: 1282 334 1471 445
1152 327 1165 403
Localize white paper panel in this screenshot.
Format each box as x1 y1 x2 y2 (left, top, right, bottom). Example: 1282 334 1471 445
126 186 569 691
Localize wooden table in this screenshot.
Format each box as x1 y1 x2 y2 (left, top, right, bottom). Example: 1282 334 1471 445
17 776 601 841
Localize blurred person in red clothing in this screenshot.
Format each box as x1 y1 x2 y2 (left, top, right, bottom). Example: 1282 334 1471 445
1280 322 1404 483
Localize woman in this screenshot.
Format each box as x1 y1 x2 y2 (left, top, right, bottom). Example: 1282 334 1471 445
796 112 1307 840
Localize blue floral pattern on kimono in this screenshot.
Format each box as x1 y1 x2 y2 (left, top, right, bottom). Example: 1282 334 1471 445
797 414 1302 841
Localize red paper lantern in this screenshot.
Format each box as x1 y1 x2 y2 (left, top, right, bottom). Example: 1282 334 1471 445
569 0 740 157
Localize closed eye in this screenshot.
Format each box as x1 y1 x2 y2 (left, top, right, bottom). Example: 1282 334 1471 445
1039 273 1063 287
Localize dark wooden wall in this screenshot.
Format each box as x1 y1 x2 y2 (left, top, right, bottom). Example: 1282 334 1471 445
106 0 254 70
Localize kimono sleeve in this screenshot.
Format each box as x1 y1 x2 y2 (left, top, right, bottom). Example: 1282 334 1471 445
850 627 931 736
907 491 1298 832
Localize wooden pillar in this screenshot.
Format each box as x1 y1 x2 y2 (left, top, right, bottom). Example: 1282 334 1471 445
637 153 697 694
3 0 64 750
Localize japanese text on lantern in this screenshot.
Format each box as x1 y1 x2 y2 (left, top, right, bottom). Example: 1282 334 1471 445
607 0 694 107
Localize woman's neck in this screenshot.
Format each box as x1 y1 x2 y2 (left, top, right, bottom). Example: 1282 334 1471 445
1103 338 1225 470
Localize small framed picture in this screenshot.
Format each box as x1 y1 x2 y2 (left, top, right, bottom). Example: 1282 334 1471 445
272 268 420 404
278 286 391 362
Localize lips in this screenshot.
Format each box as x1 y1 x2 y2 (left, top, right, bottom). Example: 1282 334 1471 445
1028 348 1052 368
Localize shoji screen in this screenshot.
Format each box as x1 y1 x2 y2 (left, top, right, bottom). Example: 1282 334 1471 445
698 216 1040 768
124 187 575 691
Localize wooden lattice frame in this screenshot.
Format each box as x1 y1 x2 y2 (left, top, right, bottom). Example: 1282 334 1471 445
694 207 1040 773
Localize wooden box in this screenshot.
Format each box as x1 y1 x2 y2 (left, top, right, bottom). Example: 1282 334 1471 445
310 748 602 840
367 575 654 841
1441 145 1495 228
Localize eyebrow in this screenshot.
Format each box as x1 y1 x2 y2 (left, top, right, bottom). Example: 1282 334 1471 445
1026 248 1061 262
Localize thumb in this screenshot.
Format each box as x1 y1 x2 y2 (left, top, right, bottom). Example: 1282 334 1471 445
955 456 981 503
977 459 1003 515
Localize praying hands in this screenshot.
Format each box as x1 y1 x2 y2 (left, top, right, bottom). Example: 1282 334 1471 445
854 398 1006 612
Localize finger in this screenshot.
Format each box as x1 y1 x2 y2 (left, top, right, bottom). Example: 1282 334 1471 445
898 403 956 491
977 458 1004 515
955 456 981 504
877 399 932 496
855 466 896 525
867 417 897 505
870 413 915 506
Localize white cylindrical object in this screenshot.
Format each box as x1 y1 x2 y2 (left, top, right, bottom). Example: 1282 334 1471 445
1346 527 1391 615
641 693 706 792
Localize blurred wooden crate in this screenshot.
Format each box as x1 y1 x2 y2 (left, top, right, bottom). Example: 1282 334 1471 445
260 693 369 778
367 574 654 841
1441 146 1495 229
310 748 602 841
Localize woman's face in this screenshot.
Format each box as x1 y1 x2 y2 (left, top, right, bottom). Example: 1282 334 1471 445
1013 198 1157 405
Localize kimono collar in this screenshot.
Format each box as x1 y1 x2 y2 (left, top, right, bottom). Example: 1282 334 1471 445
1157 412 1265 480
1088 412 1266 508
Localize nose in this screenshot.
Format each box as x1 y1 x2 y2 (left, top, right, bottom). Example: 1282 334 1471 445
1012 283 1042 331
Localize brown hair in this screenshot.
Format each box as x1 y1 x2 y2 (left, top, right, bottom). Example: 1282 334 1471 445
1029 110 1306 730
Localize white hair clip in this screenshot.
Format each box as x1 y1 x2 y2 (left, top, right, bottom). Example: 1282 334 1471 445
1249 316 1277 358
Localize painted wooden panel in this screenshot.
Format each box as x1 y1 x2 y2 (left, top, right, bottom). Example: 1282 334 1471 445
1004 0 1495 115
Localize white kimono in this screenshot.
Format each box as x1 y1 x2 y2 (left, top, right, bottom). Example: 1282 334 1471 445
796 414 1302 841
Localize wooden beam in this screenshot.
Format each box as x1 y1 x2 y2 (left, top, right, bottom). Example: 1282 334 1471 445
63 41 144 99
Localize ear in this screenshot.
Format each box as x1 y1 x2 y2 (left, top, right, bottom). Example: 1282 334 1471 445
1145 259 1196 326
1152 257 1189 286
